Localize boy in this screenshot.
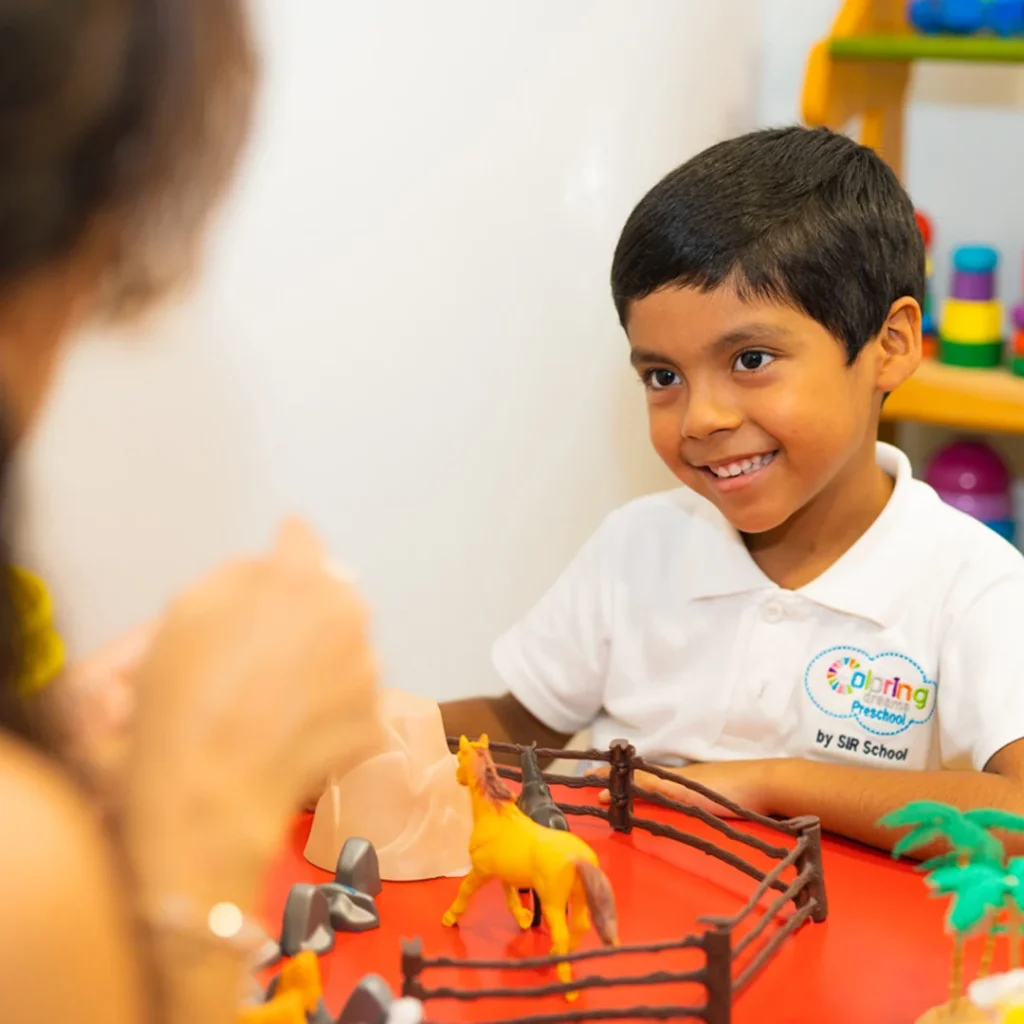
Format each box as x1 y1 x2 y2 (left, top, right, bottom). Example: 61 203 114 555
441 125 1024 853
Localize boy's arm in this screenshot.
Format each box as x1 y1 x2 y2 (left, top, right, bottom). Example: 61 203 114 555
441 693 575 766
641 740 1024 855
765 740 1024 850
774 737 1024 847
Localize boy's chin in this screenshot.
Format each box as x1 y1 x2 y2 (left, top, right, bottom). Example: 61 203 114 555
705 494 795 536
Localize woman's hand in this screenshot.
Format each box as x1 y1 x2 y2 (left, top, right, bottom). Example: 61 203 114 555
120 519 384 912
53 620 159 799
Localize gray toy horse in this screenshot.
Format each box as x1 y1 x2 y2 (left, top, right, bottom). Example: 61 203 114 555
516 742 570 927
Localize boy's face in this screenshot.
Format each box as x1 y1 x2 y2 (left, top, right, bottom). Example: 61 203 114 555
625 284 919 535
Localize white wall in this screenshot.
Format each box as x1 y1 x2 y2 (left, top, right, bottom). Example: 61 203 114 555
13 1 761 699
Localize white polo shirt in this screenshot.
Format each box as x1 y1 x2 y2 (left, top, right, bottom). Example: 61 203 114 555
493 443 1024 773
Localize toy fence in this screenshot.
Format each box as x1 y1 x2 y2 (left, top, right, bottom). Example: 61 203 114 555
399 739 827 1024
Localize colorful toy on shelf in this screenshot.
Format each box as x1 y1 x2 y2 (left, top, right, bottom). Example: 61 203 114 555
879 802 1024 1024
925 440 1016 543
917 211 938 358
442 735 619 1000
908 0 1024 36
940 246 1004 369
1013 270 1024 376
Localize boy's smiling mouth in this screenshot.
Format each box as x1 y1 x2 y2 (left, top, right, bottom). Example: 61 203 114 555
695 450 779 489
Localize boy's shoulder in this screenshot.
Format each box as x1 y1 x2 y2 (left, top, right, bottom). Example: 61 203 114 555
895 470 1024 581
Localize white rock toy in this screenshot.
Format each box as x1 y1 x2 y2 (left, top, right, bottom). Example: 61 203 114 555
304 688 472 881
969 969 1024 1022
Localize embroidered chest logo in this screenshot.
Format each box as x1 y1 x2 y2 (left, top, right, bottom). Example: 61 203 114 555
804 647 936 737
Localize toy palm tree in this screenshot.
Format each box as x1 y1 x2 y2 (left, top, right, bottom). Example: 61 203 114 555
880 802 1024 1023
879 802 1005 865
922 858 1024 1022
963 812 1024 971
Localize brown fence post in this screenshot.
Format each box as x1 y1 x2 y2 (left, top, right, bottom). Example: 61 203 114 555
607 738 635 834
400 937 425 999
791 816 829 922
701 925 732 1024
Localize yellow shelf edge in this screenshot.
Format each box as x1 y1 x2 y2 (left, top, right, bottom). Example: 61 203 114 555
882 361 1024 433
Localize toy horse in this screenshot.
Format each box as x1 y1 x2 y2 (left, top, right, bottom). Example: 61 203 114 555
442 735 618 999
516 742 569 927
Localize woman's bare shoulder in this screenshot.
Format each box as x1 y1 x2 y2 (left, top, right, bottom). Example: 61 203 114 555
0 732 143 1022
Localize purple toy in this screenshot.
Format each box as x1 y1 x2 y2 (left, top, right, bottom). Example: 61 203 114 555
926 441 1016 542
951 270 995 302
1015 303 1024 330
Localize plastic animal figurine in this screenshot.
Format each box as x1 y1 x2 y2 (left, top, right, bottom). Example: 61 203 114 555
240 950 321 1024
442 735 618 999
516 742 570 927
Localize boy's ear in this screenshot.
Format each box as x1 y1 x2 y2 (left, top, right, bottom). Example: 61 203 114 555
874 296 922 395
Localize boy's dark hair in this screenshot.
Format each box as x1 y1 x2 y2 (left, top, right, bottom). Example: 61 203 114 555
610 126 925 364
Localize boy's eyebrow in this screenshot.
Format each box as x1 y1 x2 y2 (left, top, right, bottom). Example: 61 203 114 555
629 347 674 367
708 322 791 353
629 323 791 367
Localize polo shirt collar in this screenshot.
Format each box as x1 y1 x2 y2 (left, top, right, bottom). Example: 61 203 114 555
680 442 917 628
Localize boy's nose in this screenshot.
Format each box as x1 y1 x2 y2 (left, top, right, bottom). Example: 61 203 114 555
679 386 741 440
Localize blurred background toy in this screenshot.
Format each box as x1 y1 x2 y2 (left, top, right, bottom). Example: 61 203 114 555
939 245 1004 369
1013 262 1024 376
925 439 1016 543
908 0 1024 36
917 211 937 358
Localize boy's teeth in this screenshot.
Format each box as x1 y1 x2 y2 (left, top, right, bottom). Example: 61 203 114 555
710 451 775 479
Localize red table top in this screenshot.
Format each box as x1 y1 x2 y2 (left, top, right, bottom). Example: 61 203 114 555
261 790 992 1024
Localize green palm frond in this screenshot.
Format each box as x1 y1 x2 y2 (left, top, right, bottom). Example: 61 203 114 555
924 861 1019 936
1005 858 1024 912
917 852 961 873
927 863 1003 895
880 802 1004 862
893 826 946 859
948 885 1006 934
965 810 1024 834
879 801 962 829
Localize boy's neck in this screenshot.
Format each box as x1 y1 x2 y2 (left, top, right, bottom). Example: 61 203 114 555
742 440 895 591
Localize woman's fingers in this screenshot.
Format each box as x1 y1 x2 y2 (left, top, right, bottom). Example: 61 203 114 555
271 517 325 571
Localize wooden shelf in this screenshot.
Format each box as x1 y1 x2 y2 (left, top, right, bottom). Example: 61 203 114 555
831 33 1024 62
882 360 1024 433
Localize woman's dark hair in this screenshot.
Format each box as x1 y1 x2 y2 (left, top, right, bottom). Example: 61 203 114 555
0 0 256 746
610 125 926 364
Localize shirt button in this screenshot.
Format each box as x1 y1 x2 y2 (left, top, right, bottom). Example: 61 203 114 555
763 600 784 623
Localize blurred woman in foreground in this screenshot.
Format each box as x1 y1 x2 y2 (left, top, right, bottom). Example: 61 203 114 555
0 2 383 1020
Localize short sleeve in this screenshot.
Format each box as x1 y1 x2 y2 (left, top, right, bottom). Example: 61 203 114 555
939 569 1024 771
491 515 620 736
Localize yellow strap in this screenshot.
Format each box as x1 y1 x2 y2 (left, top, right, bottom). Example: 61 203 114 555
9 567 65 694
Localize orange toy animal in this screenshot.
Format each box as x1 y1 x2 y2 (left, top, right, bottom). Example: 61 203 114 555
442 735 618 999
239 950 321 1024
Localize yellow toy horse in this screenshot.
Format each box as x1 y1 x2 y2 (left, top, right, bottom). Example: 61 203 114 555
442 735 618 999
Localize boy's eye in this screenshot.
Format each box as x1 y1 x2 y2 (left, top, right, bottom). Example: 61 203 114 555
734 350 775 372
643 368 681 390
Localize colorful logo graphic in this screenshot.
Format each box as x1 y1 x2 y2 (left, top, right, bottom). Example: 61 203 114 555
826 657 859 696
804 647 936 737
